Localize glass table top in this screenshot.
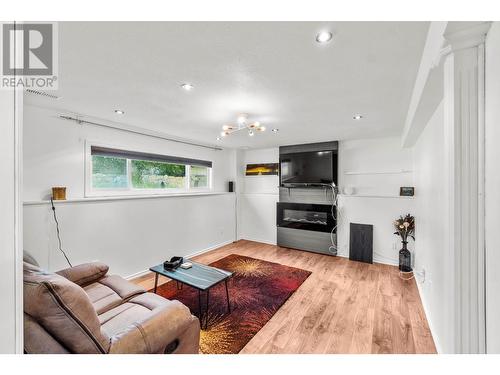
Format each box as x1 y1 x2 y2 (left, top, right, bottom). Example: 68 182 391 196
149 261 232 291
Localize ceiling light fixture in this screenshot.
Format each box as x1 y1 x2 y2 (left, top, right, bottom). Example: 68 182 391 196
237 114 248 124
316 31 333 43
114 109 125 115
181 83 194 91
272 128 279 132
353 114 363 120
217 114 266 139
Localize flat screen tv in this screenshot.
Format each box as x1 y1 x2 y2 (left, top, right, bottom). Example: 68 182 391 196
280 150 337 186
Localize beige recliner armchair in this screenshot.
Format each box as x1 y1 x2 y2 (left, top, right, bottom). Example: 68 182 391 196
23 255 200 354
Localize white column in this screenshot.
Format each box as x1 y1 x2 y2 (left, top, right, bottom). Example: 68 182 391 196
443 22 491 354
0 21 23 354
485 22 500 354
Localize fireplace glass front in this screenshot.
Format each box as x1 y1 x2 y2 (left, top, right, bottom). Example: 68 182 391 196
277 202 335 233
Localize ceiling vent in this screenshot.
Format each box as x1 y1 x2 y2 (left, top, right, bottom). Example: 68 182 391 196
26 89 61 100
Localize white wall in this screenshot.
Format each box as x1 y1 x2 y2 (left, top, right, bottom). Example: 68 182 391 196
340 138 414 197
24 194 236 276
23 105 237 276
336 196 415 264
23 106 235 201
337 138 415 264
485 21 500 353
237 138 415 265
412 101 451 353
237 148 279 244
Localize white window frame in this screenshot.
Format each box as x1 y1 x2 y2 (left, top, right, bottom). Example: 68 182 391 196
85 141 212 197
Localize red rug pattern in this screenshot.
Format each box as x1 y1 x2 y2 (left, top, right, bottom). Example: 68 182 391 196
154 254 311 354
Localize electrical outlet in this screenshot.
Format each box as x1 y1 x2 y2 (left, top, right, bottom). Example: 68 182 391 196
414 268 426 283
420 268 426 283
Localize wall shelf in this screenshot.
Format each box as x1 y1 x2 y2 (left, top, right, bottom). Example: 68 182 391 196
343 169 413 175
241 192 279 196
23 192 234 206
339 194 414 199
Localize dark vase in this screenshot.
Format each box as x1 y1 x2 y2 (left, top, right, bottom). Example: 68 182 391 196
399 241 412 272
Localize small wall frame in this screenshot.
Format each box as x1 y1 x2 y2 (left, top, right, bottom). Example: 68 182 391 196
245 163 279 176
399 187 415 196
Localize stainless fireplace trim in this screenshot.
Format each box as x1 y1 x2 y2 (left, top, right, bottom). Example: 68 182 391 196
277 227 336 256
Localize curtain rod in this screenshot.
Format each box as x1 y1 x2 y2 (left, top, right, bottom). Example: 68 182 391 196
58 115 223 151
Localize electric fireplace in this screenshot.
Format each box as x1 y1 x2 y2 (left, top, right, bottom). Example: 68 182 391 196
277 202 335 233
277 140 339 256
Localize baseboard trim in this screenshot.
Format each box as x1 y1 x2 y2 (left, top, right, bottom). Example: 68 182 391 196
336 252 398 267
241 238 399 266
127 239 398 277
125 239 236 280
238 236 277 246
373 254 399 267
415 279 442 353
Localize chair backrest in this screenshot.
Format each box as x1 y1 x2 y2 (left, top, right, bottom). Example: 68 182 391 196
23 262 110 353
24 313 70 354
23 250 39 267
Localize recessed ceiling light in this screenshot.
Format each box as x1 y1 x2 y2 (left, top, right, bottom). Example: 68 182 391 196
272 128 279 132
181 83 194 91
216 137 222 141
316 31 333 43
353 114 363 120
248 130 254 136
114 109 125 115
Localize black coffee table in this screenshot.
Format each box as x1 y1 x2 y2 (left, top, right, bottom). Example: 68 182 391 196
149 261 233 329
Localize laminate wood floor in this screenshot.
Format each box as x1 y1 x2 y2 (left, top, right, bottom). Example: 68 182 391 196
133 240 437 354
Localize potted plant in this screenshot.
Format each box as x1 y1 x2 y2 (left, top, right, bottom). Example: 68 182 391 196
393 214 415 272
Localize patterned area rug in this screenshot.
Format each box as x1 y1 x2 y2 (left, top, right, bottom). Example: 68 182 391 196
154 254 311 354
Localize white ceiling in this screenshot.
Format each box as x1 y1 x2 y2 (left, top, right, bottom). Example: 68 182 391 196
25 22 430 149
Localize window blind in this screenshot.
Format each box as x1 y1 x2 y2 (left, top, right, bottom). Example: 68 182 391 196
91 146 213 168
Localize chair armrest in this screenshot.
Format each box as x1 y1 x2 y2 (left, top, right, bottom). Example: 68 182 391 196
56 262 109 286
108 301 200 354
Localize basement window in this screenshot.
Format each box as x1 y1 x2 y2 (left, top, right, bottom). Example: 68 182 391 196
87 145 212 196
131 159 186 189
92 155 128 189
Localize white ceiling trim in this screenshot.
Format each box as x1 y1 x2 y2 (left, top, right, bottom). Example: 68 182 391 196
25 102 225 151
401 21 493 148
401 22 447 148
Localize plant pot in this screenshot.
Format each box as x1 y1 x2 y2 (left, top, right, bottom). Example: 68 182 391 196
399 241 412 272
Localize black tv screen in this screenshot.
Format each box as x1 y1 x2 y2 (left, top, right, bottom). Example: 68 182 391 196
280 150 337 186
